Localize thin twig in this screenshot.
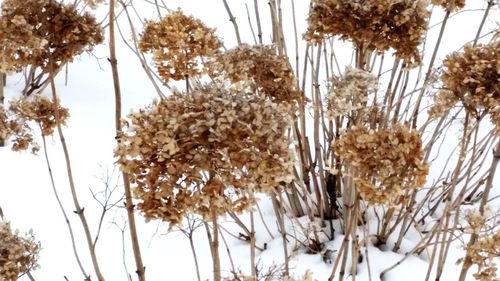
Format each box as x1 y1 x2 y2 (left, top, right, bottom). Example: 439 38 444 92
109 1 146 280
254 0 263 44
39 131 89 280
48 60 106 281
222 0 242 45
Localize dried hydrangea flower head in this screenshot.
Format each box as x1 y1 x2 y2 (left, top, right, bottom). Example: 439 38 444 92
209 44 302 103
334 124 428 204
326 67 378 119
139 10 222 82
0 95 69 153
0 107 36 153
469 230 500 281
305 0 430 65
460 211 500 281
0 221 40 281
115 83 294 225
430 42 499 132
431 0 465 11
9 95 69 137
0 0 104 73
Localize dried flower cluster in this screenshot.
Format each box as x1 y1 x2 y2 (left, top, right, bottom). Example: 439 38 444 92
139 11 221 82
334 124 428 204
305 0 430 65
430 42 499 132
0 95 68 153
460 211 500 281
431 0 465 11
0 222 40 281
10 96 69 136
326 67 378 118
0 0 104 73
115 83 294 225
468 231 500 281
209 44 301 103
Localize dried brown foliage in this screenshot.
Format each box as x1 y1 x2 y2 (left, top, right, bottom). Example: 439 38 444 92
10 95 69 137
139 10 222 82
0 108 36 153
334 124 428 204
326 67 378 118
431 0 465 11
430 42 500 132
469 231 500 281
305 0 430 65
0 95 69 153
115 83 294 225
459 211 500 281
0 222 40 281
209 44 301 103
0 0 104 73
